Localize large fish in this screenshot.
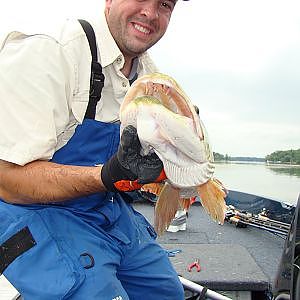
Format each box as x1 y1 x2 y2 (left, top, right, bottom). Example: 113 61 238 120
120 73 227 235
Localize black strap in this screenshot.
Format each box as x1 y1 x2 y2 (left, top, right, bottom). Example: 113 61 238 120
0 226 36 274
78 19 105 119
198 287 208 300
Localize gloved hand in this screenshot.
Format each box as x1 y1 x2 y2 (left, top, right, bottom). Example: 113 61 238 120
101 125 166 192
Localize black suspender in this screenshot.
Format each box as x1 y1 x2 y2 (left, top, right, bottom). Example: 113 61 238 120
78 19 105 120
78 19 138 120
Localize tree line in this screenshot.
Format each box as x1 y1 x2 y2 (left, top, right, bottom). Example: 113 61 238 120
265 149 300 165
214 149 300 165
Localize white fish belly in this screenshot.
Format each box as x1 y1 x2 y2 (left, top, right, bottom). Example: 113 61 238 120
136 103 214 187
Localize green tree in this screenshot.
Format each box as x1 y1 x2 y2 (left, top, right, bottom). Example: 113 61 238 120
266 149 300 165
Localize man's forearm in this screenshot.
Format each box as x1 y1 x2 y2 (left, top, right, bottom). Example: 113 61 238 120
0 160 106 204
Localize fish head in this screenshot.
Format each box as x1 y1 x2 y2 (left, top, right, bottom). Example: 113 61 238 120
121 72 204 139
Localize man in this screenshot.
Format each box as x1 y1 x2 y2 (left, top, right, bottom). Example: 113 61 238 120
0 0 188 299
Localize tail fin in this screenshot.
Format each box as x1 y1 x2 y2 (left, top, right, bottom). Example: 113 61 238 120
196 178 227 224
154 183 181 235
141 183 164 195
180 198 193 211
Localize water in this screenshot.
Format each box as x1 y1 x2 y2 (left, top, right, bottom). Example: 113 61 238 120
214 162 300 205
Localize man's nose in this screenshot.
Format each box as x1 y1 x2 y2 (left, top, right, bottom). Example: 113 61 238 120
140 3 159 19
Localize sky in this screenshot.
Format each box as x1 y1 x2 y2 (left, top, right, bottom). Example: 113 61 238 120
1 0 300 158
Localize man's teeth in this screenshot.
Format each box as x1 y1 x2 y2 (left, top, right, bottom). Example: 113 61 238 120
134 24 150 34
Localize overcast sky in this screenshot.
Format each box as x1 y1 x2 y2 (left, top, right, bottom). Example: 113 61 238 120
1 0 300 157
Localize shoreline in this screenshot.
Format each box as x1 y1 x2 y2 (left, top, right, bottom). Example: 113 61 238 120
215 161 300 167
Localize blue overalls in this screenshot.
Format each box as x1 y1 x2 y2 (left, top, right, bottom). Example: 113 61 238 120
0 21 184 300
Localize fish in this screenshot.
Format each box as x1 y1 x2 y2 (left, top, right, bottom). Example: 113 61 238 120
120 72 227 235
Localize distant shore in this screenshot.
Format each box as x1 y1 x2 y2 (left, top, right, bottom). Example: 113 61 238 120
266 162 300 168
215 160 300 167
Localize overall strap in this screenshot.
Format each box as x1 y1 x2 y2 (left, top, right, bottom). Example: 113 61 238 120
78 19 105 119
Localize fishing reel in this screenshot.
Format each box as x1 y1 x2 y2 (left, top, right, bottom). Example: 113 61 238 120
225 205 248 228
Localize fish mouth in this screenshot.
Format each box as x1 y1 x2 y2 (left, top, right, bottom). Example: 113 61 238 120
135 79 192 117
121 72 205 140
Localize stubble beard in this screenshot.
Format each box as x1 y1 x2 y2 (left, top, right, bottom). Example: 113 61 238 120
120 35 158 58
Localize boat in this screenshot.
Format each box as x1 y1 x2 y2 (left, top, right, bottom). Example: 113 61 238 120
1 190 299 300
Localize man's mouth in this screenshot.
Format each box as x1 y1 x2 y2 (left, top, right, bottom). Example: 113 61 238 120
133 23 151 34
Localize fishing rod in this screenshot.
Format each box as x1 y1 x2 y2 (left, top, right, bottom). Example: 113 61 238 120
225 205 290 237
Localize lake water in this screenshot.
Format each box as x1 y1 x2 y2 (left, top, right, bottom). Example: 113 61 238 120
214 162 300 205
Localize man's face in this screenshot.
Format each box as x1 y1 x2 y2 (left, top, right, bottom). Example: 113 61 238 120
105 0 176 58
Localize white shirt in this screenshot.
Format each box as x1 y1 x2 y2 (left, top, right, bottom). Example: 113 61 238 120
0 13 158 166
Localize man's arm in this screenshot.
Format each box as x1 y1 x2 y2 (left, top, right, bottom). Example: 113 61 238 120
0 160 105 204
0 126 165 205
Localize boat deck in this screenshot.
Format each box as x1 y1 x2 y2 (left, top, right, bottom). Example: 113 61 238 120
135 201 285 296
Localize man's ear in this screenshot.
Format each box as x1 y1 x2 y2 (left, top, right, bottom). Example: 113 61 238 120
105 0 113 9
104 0 113 16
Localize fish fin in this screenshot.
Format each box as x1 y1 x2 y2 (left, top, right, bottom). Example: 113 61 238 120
141 183 164 195
155 183 181 235
180 198 192 211
196 179 227 224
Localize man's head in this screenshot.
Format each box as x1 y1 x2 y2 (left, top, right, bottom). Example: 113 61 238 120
105 0 178 60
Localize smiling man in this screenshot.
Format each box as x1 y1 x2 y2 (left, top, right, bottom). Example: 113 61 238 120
0 0 188 299
105 0 176 75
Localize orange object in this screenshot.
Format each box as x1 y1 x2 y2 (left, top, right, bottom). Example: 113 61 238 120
155 169 167 182
114 180 143 192
114 169 167 192
190 196 196 205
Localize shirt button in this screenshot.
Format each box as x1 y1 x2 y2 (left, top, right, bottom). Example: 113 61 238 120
122 81 127 88
116 57 122 64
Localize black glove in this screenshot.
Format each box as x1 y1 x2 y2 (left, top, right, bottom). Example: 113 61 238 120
101 125 166 192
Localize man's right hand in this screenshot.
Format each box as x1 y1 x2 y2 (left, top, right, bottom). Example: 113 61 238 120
101 126 166 192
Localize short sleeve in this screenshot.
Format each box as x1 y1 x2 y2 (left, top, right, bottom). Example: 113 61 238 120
0 34 74 165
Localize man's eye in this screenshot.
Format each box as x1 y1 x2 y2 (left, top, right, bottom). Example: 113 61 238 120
161 1 175 11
